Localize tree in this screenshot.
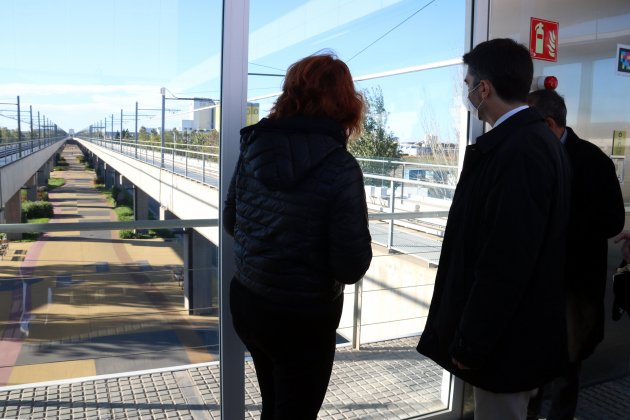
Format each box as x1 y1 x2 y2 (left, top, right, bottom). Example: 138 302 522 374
139 126 150 143
348 87 402 185
150 128 160 144
0 127 18 143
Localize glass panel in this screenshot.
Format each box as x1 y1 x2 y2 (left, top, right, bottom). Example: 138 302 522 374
1 1 224 414
489 0 630 198
246 0 468 417
489 0 630 400
0 142 219 387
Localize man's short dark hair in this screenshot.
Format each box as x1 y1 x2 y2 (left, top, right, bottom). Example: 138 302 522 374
463 38 533 103
528 89 567 128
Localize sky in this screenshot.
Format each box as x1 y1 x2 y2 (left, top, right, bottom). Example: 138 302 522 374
0 0 467 143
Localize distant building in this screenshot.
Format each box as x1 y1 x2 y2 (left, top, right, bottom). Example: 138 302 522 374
399 142 421 156
425 134 438 146
212 102 260 132
246 103 260 127
186 101 260 132
182 120 193 132
193 99 217 131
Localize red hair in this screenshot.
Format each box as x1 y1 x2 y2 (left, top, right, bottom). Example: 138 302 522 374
268 52 364 139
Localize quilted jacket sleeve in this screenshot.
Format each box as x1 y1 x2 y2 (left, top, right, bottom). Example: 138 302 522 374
327 158 373 284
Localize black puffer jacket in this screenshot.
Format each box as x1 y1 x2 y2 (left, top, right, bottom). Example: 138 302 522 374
223 116 372 305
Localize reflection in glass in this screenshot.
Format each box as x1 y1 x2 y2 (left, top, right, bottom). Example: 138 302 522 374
246 0 467 418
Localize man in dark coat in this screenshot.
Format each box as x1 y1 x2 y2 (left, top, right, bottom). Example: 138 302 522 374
526 89 625 420
417 38 572 419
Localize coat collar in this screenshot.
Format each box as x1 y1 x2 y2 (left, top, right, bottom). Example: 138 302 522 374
474 107 546 154
563 126 580 146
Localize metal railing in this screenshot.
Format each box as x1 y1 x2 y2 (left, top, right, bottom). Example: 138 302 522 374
77 136 220 187
0 136 66 167
77 136 459 193
76 136 456 247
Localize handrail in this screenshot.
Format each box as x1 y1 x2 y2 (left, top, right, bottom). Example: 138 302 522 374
0 218 217 233
356 156 457 170
0 213 447 234
363 173 456 190
0 136 66 165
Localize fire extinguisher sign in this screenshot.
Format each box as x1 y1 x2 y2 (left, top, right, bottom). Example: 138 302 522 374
529 18 559 62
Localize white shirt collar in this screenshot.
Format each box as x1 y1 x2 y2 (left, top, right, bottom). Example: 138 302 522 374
493 105 529 127
559 128 568 144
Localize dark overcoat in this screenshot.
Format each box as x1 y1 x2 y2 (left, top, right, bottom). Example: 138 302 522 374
563 127 625 361
417 107 572 393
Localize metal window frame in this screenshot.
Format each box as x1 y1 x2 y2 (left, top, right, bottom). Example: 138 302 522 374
219 0 249 419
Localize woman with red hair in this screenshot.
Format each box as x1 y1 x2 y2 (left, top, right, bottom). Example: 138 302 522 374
224 52 373 418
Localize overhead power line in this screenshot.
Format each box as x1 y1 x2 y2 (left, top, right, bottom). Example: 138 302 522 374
348 0 439 62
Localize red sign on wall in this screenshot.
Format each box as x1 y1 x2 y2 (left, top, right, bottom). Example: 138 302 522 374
530 18 559 62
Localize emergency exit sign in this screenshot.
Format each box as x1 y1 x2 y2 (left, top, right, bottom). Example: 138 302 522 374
530 18 559 62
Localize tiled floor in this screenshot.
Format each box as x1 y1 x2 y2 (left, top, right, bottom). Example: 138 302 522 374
0 336 446 419
2 335 629 419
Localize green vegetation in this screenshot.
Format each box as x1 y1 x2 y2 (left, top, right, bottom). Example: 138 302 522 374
137 126 220 163
0 127 19 142
77 153 94 169
21 201 54 221
53 154 69 171
48 177 65 190
17 210 53 241
14 176 65 241
115 205 134 221
95 184 173 239
348 87 402 186
27 218 50 224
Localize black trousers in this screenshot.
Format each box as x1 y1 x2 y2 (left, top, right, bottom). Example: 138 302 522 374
230 279 343 420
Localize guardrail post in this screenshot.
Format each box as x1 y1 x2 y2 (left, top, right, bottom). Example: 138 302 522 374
202 155 206 184
400 163 405 204
387 179 395 249
352 278 363 350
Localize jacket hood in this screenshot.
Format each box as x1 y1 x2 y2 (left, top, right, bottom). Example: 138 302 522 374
239 116 347 190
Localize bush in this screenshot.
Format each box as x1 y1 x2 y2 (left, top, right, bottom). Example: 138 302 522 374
22 201 54 221
115 205 134 221
111 185 121 202
111 185 132 207
151 228 175 239
119 229 136 239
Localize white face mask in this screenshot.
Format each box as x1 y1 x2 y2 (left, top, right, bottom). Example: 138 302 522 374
464 83 484 119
